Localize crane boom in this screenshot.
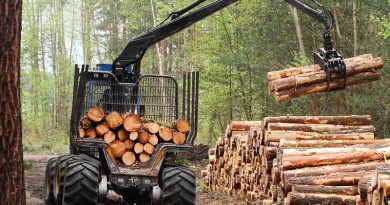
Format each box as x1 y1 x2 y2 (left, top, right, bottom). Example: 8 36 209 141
113 0 239 81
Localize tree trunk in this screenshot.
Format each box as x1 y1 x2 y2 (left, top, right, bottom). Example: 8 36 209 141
353 0 358 56
290 5 305 53
0 0 26 203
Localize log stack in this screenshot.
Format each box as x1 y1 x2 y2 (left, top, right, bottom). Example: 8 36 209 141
203 115 390 205
267 54 384 102
78 106 190 166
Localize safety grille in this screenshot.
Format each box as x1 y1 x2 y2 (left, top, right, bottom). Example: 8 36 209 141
79 72 178 123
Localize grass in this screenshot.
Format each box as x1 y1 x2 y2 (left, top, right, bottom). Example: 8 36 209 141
23 129 69 154
23 160 34 170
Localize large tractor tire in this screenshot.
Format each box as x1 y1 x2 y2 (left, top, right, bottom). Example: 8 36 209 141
53 155 82 204
44 157 57 205
161 166 196 205
62 159 100 205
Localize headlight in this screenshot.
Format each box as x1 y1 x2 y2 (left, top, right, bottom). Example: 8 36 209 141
144 178 151 184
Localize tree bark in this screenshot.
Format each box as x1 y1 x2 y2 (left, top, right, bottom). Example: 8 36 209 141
269 56 383 92
285 192 357 205
282 147 390 170
265 131 374 142
267 123 375 133
292 185 358 195
280 139 390 148
230 121 262 132
263 115 372 126
274 71 381 102
285 171 372 192
282 161 386 180
0 0 26 203
267 54 372 81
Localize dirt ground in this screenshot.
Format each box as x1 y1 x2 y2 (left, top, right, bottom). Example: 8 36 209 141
24 154 245 205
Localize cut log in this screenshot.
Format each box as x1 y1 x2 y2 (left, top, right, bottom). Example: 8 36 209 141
281 147 374 157
78 127 85 138
134 143 144 154
282 147 390 170
85 128 97 139
122 151 136 166
282 161 386 179
176 118 191 134
139 152 150 163
230 121 262 132
274 71 381 102
103 131 116 143
358 174 376 201
148 134 159 146
269 57 383 92
267 54 373 81
117 128 129 141
138 131 150 144
96 123 109 136
123 114 142 132
80 116 91 129
143 143 155 155
87 106 105 122
106 111 123 129
173 132 186 145
143 122 160 134
292 185 359 195
129 132 138 141
124 139 135 150
280 139 390 148
267 123 376 133
159 127 173 141
110 141 126 158
285 171 372 192
265 131 374 142
285 192 357 205
263 115 373 126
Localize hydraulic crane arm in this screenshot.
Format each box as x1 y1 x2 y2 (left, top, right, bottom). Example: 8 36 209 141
284 0 333 31
113 0 239 81
284 0 346 90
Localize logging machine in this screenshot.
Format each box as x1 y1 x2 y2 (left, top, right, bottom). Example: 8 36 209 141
44 0 345 204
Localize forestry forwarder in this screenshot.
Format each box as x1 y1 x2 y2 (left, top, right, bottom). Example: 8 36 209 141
44 0 346 204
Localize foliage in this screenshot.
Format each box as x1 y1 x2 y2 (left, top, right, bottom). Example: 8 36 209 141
21 0 390 153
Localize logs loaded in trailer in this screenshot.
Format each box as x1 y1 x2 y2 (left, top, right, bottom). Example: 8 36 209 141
43 0 375 204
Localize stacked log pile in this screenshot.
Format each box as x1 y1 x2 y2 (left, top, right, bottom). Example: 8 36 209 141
78 106 190 166
267 54 384 102
203 115 390 204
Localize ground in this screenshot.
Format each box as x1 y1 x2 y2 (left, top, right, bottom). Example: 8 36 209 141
24 155 245 205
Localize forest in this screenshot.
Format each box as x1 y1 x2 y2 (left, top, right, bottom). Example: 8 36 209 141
20 0 389 154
